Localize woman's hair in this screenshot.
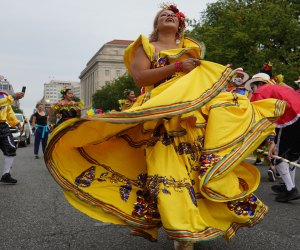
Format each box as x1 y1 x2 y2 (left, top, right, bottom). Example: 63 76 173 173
123 89 133 98
149 4 186 42
36 102 43 109
60 87 72 98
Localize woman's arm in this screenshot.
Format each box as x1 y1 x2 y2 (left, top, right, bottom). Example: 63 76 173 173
130 46 201 87
32 116 36 129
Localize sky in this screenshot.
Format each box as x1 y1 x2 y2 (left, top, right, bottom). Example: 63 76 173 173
0 0 216 117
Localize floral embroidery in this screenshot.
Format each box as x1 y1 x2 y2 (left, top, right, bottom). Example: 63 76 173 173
151 57 169 69
227 194 259 216
161 133 174 146
132 189 160 221
119 184 132 202
74 166 139 202
147 175 197 207
132 173 160 220
177 142 193 155
198 153 222 176
75 166 96 187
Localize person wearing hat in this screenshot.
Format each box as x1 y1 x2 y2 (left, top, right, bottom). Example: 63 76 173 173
246 74 300 202
246 73 276 171
294 77 300 94
226 67 249 95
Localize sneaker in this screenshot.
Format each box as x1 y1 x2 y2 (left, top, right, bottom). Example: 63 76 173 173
35 155 39 159
267 169 276 182
254 158 262 165
275 187 300 202
271 184 287 193
0 173 17 184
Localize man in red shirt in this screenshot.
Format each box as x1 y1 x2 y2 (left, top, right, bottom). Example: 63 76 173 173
245 74 300 202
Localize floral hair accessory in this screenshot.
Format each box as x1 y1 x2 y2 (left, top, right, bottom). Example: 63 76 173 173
60 87 68 95
123 89 132 97
262 61 272 72
160 3 186 33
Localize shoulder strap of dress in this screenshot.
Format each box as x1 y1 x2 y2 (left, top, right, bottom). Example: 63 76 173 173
123 35 155 74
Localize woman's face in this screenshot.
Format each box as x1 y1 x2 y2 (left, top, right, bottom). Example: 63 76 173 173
37 104 44 111
250 83 258 92
156 10 179 33
64 90 74 101
251 82 265 92
128 91 136 101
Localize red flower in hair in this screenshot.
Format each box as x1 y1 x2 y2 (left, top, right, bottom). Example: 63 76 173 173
176 12 186 29
168 5 179 13
263 64 272 71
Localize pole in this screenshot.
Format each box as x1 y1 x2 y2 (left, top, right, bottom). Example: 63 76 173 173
256 149 300 168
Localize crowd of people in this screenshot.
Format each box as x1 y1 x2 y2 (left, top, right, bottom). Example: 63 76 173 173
1 3 299 250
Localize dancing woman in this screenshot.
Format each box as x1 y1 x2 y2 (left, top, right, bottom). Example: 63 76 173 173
52 88 82 128
45 4 285 249
118 89 136 111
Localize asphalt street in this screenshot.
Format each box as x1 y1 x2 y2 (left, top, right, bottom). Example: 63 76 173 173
0 137 299 250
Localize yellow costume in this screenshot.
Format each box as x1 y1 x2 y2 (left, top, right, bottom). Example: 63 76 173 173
45 35 286 242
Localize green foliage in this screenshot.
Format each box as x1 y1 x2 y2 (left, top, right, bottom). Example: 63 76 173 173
92 73 139 111
187 0 300 85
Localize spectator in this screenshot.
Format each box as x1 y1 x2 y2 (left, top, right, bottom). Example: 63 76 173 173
32 103 49 159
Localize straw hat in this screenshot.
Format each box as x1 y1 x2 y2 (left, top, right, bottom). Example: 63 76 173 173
232 67 249 85
245 73 271 91
294 77 300 84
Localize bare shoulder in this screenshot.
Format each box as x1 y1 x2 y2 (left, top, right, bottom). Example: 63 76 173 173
130 46 150 70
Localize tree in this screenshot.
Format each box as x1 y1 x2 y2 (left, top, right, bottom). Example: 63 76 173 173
92 73 139 111
187 0 300 86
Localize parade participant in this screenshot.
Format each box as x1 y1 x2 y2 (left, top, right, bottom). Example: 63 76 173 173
294 77 300 94
246 73 277 180
0 91 24 184
118 89 136 111
32 103 49 159
246 74 300 202
44 4 285 249
51 88 82 128
225 67 249 95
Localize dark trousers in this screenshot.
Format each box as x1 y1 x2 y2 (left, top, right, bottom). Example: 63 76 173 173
34 127 48 155
276 118 300 162
0 123 17 156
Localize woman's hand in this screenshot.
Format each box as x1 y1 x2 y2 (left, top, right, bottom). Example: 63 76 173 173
268 141 277 159
181 58 201 73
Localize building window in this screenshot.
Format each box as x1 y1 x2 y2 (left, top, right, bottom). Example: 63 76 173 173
116 70 121 77
105 70 110 77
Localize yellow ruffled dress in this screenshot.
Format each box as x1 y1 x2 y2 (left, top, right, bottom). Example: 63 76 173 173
45 35 286 242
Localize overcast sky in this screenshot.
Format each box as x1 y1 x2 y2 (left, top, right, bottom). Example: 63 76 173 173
0 0 216 117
